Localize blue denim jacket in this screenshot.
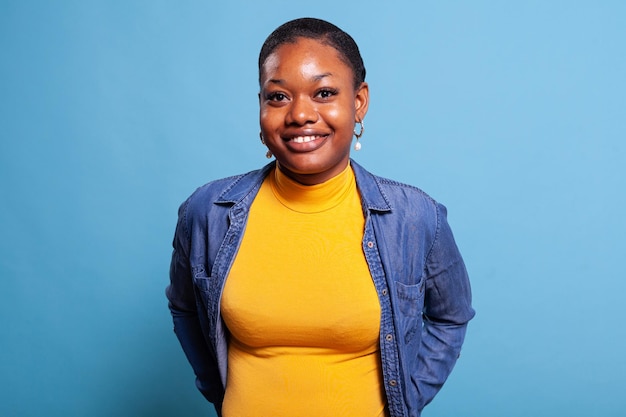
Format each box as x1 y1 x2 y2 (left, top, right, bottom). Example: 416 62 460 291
167 160 474 417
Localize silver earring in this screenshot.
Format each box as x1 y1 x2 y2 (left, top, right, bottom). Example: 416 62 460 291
353 120 364 151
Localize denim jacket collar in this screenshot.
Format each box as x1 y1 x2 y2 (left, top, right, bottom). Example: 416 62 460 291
215 159 393 213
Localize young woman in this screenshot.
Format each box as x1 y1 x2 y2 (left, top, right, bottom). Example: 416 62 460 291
167 17 474 417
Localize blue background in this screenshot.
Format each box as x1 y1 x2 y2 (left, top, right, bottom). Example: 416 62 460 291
1 1 624 416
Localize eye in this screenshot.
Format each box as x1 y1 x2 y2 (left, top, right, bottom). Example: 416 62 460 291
266 92 289 102
315 88 338 100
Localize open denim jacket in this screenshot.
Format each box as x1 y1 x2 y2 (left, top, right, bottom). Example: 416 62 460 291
167 160 474 417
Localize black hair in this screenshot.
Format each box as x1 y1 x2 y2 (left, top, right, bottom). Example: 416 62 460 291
258 17 366 89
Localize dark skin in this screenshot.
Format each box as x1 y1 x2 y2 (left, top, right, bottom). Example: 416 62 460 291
259 37 369 185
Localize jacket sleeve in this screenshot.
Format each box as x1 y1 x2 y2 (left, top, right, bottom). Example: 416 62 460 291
416 203 475 411
166 199 224 412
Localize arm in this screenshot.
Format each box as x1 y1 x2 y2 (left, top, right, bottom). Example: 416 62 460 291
166 201 224 410
416 203 475 411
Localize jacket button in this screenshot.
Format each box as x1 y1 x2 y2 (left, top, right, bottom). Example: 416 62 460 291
381 288 388 296
385 334 393 342
367 241 374 248
389 380 397 386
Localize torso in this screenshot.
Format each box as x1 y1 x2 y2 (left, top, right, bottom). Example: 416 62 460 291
220 165 387 417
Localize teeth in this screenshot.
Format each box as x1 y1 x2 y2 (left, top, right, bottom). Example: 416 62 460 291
292 135 320 143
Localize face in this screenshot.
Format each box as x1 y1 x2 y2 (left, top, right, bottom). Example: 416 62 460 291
259 37 369 185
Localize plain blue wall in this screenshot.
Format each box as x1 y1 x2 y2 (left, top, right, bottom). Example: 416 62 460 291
1 1 624 416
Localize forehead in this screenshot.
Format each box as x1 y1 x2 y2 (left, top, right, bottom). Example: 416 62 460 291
261 38 353 81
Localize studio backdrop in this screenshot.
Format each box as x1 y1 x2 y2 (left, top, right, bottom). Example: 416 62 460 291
1 1 624 416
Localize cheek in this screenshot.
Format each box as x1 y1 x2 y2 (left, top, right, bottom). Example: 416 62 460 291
324 107 349 129
325 107 339 119
259 108 278 129
259 106 270 121
324 100 355 128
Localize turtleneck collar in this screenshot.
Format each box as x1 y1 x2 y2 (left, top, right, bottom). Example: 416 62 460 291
269 163 356 214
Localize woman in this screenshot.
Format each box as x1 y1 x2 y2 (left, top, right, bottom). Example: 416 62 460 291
167 17 474 417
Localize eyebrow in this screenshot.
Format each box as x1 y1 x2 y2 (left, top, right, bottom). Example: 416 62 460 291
267 72 333 85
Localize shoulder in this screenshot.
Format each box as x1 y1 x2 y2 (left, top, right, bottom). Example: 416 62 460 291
179 163 273 220
375 174 437 206
186 174 246 206
374 173 443 231
352 161 439 215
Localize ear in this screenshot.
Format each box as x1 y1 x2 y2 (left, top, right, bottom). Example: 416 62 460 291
354 82 369 122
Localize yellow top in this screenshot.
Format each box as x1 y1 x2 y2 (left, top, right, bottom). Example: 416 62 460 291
220 164 386 417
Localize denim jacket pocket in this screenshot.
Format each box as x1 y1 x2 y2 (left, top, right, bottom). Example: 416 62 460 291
192 266 222 326
192 265 214 305
395 280 425 344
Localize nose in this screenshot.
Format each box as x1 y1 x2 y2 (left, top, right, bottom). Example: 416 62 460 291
286 94 318 126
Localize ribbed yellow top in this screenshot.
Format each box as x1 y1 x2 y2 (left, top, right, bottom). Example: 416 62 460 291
220 164 386 417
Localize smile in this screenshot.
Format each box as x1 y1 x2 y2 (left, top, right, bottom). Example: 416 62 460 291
289 135 326 143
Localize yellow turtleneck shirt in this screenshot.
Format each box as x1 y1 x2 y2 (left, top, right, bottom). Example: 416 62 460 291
220 164 387 417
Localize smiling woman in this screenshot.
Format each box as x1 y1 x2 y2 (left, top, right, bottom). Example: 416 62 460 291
166 17 474 417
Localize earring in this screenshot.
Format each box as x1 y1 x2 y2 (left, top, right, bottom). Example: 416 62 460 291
260 131 272 158
353 120 364 151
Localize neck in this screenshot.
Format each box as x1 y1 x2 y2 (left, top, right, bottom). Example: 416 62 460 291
275 160 350 186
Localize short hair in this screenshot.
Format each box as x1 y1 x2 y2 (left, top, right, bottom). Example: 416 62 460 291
258 18 366 89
